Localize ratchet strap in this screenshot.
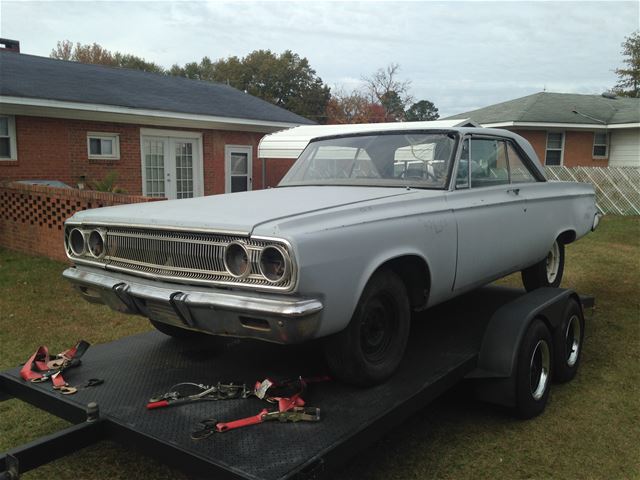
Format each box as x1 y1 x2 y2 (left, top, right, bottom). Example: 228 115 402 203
20 340 90 388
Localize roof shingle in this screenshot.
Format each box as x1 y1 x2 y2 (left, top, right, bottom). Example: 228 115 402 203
0 51 314 125
446 92 639 125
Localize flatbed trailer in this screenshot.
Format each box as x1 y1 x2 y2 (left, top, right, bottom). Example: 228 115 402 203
0 286 593 480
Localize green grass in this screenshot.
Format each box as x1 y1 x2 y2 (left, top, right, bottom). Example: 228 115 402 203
1 216 639 479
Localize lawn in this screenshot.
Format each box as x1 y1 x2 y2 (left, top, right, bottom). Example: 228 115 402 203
1 216 638 479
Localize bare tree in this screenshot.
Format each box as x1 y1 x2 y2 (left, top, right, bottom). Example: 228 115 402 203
362 63 414 120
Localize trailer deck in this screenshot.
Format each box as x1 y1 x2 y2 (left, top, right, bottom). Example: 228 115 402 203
0 286 593 479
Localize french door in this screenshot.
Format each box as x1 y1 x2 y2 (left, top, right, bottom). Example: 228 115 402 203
142 136 203 199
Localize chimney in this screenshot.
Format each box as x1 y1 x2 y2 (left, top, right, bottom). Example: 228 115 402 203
0 38 20 53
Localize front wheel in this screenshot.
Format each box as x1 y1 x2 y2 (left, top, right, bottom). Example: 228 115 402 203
322 269 410 387
521 240 565 291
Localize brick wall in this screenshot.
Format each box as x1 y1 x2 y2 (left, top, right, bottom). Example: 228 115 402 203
513 129 608 167
0 182 162 262
0 115 268 196
264 158 296 188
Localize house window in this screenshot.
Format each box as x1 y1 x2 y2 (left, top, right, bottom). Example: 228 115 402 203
87 133 120 160
593 131 608 158
545 132 564 166
0 115 17 160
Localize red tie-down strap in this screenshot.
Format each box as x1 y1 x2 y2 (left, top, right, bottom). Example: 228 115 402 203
20 340 90 386
215 409 269 433
19 346 51 382
274 394 305 412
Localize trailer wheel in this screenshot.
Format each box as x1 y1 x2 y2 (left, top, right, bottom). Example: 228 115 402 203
322 269 410 387
552 298 585 383
149 319 210 339
521 240 565 291
515 319 553 419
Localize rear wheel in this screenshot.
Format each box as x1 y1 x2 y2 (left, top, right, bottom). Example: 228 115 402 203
522 240 565 291
515 319 553 419
322 269 410 387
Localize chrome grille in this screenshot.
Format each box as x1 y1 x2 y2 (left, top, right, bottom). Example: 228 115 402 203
68 226 294 291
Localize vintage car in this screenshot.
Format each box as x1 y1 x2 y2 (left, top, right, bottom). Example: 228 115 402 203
62 122 599 386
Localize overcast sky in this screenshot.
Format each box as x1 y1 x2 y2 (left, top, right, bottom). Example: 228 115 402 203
1 1 638 117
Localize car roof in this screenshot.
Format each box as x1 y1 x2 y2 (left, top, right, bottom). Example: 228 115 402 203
259 122 545 179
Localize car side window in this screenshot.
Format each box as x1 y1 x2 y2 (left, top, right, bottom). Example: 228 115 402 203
506 142 536 183
469 139 509 188
455 139 470 188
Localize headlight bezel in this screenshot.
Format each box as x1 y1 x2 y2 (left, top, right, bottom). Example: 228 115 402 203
258 245 291 284
223 241 251 279
68 228 87 257
87 229 107 259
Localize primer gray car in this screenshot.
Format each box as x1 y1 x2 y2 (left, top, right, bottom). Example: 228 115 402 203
63 125 599 385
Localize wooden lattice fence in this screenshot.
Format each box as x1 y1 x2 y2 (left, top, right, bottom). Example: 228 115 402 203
545 167 640 215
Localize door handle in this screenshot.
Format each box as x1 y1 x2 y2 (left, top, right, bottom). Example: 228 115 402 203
507 188 520 195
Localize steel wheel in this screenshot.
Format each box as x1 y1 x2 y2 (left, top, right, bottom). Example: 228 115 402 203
545 241 561 284
322 268 410 386
360 294 398 364
565 314 582 367
522 240 565 291
530 339 551 401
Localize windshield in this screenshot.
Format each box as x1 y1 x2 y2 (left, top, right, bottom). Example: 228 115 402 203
279 132 458 189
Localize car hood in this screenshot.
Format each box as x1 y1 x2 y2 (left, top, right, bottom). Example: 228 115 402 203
68 186 416 234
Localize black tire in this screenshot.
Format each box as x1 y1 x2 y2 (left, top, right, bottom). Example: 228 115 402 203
552 298 585 383
515 319 553 419
149 319 210 340
322 269 410 387
521 240 565 291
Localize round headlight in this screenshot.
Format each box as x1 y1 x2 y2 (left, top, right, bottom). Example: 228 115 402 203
88 229 106 258
224 242 250 278
69 228 86 257
259 246 289 283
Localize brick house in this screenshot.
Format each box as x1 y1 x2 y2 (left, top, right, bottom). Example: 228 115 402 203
446 92 640 168
0 43 313 199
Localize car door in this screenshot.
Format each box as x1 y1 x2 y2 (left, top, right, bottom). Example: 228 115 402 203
447 136 531 292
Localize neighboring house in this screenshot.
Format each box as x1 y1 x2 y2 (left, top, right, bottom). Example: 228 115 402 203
0 41 313 199
446 92 640 168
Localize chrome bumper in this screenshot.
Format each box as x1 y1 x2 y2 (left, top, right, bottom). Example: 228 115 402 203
592 213 601 231
63 267 323 344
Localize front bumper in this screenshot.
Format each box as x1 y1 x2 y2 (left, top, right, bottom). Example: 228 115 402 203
63 267 323 344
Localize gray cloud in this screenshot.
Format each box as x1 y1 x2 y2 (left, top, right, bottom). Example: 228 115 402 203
1 1 637 117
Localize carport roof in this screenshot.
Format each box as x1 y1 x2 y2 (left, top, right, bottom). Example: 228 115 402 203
0 50 314 127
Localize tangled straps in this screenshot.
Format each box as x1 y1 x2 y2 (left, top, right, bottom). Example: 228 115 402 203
20 340 91 390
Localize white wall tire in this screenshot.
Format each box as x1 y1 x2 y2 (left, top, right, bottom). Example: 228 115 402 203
521 240 565 291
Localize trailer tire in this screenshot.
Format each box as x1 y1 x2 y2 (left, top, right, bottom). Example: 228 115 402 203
322 269 410 387
521 240 565 291
552 298 585 383
515 319 553 419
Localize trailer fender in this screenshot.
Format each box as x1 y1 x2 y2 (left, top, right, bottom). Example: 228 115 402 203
469 288 581 407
